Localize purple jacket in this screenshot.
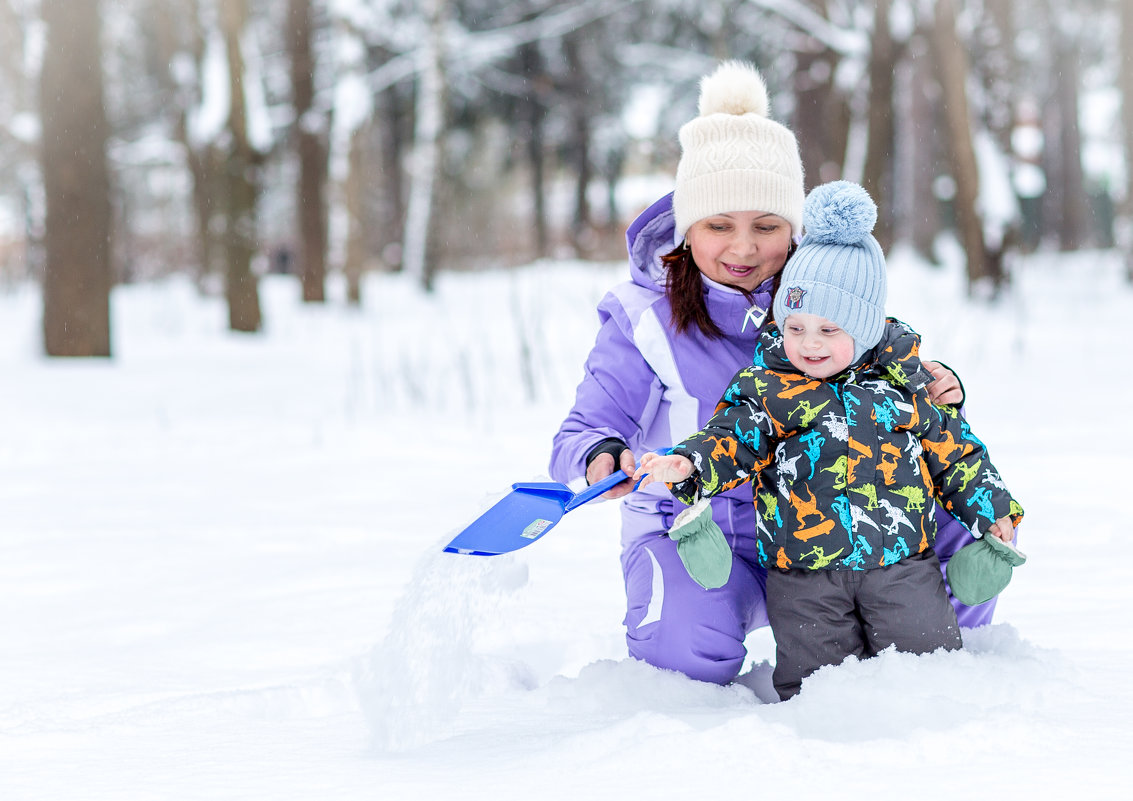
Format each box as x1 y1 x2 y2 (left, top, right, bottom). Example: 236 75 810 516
549 193 774 547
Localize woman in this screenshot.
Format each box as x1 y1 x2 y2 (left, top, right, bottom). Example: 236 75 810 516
548 61 986 685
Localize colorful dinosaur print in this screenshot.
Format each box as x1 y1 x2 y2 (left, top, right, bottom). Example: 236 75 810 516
848 437 874 460
800 545 845 569
830 495 853 536
878 441 903 485
880 536 910 566
758 490 783 526
982 469 1008 491
890 485 926 512
821 456 848 491
946 458 981 492
873 397 902 432
793 518 837 541
777 372 820 399
789 484 823 526
967 487 996 521
800 429 825 479
849 483 879 510
792 398 832 427
959 417 985 447
850 504 880 533
841 534 874 569
709 435 738 464
774 443 801 482
884 361 911 387
877 498 917 541
838 386 862 426
821 410 849 442
920 429 966 466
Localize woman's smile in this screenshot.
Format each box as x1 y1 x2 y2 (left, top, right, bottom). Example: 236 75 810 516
686 211 793 292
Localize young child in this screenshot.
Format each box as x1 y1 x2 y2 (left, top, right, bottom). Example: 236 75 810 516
635 181 1024 700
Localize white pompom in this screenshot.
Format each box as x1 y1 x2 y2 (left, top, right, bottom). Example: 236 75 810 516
697 61 769 118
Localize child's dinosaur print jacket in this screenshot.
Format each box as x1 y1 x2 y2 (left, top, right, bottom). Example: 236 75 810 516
669 319 1024 572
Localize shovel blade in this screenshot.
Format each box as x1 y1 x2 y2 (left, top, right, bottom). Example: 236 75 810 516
443 468 637 556
442 483 572 556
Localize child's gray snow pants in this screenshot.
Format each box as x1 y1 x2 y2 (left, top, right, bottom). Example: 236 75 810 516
765 548 962 700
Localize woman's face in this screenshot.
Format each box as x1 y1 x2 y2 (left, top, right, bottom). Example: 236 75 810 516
686 211 793 292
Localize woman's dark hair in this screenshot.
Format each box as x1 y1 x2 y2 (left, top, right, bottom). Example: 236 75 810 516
662 241 794 339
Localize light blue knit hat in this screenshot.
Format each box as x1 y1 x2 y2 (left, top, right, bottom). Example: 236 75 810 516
772 181 886 362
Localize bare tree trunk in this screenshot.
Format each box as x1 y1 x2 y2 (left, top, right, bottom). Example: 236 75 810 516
1053 36 1089 251
343 125 366 305
982 0 1017 154
186 143 223 285
288 0 328 302
929 0 991 290
792 41 848 189
360 81 407 273
520 42 548 257
40 0 113 356
2 0 37 281
402 0 446 292
971 0 1015 282
220 0 262 331
571 118 591 253
907 38 942 263
862 0 896 252
152 0 224 288
0 2 26 106
1120 0 1133 280
563 35 591 256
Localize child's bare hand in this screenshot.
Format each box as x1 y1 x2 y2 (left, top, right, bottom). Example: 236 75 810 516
633 453 694 486
986 516 1015 543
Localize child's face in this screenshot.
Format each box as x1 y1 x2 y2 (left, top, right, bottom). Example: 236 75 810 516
781 313 856 379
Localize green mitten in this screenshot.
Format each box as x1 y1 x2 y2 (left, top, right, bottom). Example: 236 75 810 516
668 499 732 590
946 534 1027 606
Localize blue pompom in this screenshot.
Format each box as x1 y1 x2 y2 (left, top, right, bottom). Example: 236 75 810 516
802 181 877 245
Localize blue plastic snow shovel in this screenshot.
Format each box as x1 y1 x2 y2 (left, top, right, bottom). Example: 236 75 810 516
443 469 633 556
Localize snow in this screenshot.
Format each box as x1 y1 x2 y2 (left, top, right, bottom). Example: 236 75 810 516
1 248 1131 800
187 31 231 149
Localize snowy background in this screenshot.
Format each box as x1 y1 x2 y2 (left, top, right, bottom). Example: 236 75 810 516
1 244 1130 799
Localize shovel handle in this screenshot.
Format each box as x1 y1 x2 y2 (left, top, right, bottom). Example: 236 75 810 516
564 468 632 512
565 447 668 512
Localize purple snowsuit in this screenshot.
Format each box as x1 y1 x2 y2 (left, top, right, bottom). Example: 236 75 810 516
548 193 995 685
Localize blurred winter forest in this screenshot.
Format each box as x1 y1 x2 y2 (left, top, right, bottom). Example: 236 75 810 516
0 0 1130 356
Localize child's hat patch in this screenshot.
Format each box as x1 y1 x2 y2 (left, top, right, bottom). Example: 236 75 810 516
783 286 806 309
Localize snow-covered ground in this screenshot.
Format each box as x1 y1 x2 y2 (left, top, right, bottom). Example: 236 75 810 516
0 246 1128 799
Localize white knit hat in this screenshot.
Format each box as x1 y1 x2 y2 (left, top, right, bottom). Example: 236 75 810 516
673 61 805 239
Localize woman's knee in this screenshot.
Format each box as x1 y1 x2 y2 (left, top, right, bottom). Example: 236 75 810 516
627 620 746 684
621 540 757 684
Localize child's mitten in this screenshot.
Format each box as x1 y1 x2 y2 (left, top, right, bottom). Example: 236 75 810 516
946 534 1027 606
667 499 732 590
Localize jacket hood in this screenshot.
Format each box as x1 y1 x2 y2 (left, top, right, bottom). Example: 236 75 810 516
755 318 935 390
626 192 680 291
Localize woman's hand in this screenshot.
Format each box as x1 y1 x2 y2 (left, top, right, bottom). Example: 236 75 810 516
633 453 694 487
923 360 963 405
586 448 638 499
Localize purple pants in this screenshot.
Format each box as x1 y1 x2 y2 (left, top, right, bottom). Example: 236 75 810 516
621 508 997 685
